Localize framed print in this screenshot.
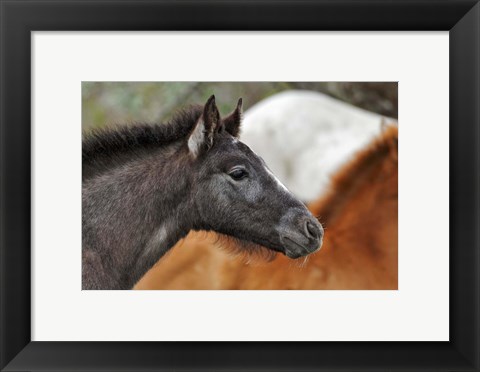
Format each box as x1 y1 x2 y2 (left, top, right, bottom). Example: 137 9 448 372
1 1 479 371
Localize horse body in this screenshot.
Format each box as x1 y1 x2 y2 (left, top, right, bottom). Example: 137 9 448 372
135 126 398 290
241 90 396 202
83 96 323 290
82 143 192 289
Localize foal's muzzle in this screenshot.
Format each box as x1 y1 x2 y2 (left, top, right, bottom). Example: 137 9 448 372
279 210 324 259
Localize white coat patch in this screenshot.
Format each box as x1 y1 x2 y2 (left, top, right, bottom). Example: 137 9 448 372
265 165 289 192
143 223 170 257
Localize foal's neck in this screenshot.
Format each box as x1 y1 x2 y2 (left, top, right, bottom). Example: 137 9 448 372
83 144 193 289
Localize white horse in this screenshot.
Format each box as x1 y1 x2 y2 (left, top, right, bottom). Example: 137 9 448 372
241 90 396 202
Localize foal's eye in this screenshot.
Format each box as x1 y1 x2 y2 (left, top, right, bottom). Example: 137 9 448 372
228 168 248 181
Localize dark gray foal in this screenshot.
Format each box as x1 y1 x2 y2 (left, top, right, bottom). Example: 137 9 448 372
82 96 323 289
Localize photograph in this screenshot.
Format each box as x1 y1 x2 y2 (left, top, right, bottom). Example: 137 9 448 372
82 82 398 290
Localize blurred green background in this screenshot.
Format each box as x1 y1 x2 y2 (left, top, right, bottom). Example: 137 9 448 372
82 82 398 132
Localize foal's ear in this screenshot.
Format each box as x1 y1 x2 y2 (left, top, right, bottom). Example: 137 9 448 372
188 95 221 157
222 98 243 138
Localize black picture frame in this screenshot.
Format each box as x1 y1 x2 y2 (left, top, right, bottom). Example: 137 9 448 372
1 1 479 371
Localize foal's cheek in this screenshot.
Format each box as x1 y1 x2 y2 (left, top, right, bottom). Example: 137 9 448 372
244 181 263 204
196 179 230 216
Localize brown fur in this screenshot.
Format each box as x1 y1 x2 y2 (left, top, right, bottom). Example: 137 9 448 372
135 126 398 290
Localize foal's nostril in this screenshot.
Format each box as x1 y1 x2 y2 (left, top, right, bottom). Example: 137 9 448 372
305 221 319 239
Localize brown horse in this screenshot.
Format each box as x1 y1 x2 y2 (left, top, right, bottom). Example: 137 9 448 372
135 125 398 290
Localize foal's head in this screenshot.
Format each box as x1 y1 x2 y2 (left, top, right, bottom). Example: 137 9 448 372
185 95 323 259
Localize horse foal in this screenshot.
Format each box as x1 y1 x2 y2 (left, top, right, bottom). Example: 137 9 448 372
82 96 323 289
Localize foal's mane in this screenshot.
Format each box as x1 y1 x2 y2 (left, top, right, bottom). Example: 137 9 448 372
82 105 203 180
310 125 398 225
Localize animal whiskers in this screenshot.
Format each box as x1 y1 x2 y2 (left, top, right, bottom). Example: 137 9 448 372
212 232 277 264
